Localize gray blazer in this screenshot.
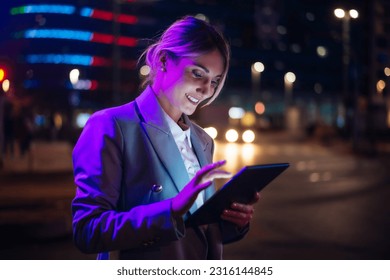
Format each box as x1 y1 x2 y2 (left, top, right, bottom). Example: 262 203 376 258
72 86 247 259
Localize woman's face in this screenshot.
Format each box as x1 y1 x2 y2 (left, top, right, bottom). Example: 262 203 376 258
156 49 224 121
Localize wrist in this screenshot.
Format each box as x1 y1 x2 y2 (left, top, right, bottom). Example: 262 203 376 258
170 198 182 219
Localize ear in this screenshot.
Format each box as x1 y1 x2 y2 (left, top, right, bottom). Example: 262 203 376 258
159 52 167 68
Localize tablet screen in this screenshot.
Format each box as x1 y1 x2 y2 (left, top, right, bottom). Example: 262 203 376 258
185 163 289 226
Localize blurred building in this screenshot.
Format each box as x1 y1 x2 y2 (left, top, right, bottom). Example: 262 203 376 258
0 0 388 143
366 0 390 139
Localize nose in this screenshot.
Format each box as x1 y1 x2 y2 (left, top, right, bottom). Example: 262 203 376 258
197 79 213 98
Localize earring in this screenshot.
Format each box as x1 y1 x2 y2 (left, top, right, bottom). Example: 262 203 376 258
160 66 166 72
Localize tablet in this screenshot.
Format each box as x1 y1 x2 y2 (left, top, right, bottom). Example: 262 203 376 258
185 162 289 226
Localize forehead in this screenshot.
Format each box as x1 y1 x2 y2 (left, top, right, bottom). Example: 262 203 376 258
181 49 224 76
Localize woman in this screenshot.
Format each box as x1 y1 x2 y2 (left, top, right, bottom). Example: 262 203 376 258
72 15 259 260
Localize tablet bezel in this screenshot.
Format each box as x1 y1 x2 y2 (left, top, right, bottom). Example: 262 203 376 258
185 162 289 226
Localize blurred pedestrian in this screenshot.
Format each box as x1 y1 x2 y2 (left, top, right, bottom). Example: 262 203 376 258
72 15 259 260
3 100 15 157
13 106 33 157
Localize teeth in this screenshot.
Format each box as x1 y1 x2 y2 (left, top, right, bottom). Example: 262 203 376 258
185 93 199 104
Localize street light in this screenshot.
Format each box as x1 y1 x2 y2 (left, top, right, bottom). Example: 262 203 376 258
251 61 264 104
334 8 359 65
284 72 299 133
284 71 296 106
335 8 360 148
334 8 359 107
69 69 80 87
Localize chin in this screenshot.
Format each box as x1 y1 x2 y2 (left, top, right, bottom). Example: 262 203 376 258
183 108 197 116
184 111 195 116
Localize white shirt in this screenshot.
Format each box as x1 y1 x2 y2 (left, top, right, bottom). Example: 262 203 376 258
162 111 204 208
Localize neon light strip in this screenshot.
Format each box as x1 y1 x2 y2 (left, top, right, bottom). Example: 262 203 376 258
80 7 138 24
26 54 93 66
11 5 76 15
21 29 137 47
24 29 92 41
10 5 138 25
25 54 136 69
117 14 138 24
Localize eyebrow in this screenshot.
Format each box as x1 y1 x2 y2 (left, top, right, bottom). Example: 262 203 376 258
193 63 222 78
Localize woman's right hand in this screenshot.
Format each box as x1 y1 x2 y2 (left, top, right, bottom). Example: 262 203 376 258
171 160 231 218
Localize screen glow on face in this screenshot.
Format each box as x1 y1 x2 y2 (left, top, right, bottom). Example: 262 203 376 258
159 49 224 120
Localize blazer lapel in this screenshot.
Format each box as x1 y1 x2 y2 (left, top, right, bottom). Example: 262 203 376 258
135 87 189 194
136 87 216 215
187 116 216 210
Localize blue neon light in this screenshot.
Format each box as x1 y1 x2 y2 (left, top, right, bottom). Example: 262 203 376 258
80 7 93 17
26 54 93 66
24 29 93 41
11 5 76 15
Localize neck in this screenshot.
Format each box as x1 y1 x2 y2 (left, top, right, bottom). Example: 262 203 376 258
177 115 189 130
151 85 182 122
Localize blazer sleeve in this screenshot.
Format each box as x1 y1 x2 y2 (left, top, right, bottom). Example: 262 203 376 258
71 111 183 254
220 221 249 244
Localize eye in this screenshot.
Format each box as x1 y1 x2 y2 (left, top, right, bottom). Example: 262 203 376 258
211 78 221 88
211 79 220 88
192 69 203 78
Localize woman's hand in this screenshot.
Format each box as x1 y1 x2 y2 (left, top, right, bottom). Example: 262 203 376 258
171 160 231 218
221 192 260 228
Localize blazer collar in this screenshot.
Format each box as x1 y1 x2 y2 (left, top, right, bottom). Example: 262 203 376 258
135 86 170 134
135 87 213 213
135 87 190 194
135 86 210 162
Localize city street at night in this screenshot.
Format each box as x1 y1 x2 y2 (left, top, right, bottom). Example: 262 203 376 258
0 131 389 260
1 3 390 279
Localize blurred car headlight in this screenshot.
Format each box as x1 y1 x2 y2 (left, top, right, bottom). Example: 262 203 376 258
225 129 239 143
242 129 255 143
204 126 218 139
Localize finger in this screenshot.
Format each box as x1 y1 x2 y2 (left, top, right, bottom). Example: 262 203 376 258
196 160 226 178
230 203 255 214
230 192 261 208
251 192 261 204
222 209 252 220
196 180 213 192
203 169 232 181
221 210 251 227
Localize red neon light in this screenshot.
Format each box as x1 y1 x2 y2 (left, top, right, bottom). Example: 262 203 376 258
92 9 113 21
91 57 110 66
89 8 138 25
121 60 137 69
91 56 136 69
118 14 138 24
91 33 137 47
90 80 98 90
117 36 137 47
91 33 114 44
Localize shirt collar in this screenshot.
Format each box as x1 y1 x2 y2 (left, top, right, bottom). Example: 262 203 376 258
162 110 192 148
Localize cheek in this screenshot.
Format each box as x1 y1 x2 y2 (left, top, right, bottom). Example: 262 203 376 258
165 74 181 87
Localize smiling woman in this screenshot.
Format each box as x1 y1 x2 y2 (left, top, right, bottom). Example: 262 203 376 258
140 16 230 104
71 15 260 260
151 49 224 121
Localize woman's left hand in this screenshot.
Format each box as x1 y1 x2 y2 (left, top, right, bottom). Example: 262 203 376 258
220 192 260 228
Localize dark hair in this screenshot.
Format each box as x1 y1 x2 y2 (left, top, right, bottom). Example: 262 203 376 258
140 15 230 105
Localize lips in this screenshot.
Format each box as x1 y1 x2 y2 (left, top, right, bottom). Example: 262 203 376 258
185 93 200 105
